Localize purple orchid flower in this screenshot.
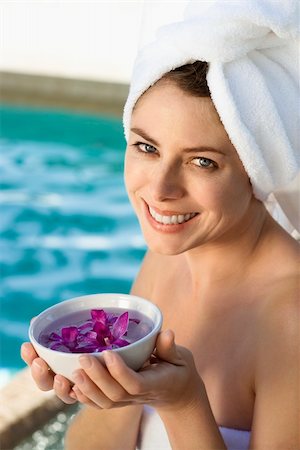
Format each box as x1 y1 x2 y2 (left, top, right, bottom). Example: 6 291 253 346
45 309 140 353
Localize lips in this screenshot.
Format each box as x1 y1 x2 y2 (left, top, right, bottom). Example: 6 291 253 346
142 200 199 232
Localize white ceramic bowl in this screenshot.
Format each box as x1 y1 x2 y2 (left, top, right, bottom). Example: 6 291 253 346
29 293 163 382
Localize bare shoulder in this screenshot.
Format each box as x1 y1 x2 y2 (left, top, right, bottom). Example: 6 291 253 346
258 273 299 329
264 224 300 275
250 274 300 449
255 274 299 357
256 227 299 334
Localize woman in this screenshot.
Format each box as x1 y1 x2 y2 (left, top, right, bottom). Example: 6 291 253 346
21 1 299 449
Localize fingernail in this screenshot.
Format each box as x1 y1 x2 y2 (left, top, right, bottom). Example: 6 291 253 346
72 371 84 384
165 329 174 340
21 343 29 355
32 360 44 373
79 356 92 369
103 351 114 365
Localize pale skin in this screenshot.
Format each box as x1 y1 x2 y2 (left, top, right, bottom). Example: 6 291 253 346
21 81 300 450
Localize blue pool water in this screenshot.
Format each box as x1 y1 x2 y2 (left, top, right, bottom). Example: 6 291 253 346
0 105 146 386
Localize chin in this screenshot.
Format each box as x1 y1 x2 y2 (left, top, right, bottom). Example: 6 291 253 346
148 245 184 256
143 235 198 256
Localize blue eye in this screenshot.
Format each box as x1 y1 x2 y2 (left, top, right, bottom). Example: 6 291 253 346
192 157 216 168
133 142 157 153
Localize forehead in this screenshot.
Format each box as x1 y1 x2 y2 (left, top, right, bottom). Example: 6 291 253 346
133 80 219 120
131 81 233 150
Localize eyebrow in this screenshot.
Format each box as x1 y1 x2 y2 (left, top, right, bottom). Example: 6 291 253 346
130 127 225 155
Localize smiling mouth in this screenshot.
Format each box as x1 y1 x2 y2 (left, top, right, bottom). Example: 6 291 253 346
148 205 199 225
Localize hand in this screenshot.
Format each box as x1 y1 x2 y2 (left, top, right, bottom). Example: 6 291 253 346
71 330 205 412
20 341 77 405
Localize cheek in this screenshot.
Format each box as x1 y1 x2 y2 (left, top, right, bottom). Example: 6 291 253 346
198 169 252 215
216 172 253 214
124 152 144 199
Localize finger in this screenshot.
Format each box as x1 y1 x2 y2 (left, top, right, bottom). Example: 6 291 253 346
155 330 183 365
73 383 133 410
53 375 77 404
72 385 102 409
21 342 38 365
103 351 145 396
69 390 77 400
72 368 119 408
78 355 128 402
30 357 55 391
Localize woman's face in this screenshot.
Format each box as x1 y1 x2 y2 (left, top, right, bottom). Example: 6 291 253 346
124 81 255 255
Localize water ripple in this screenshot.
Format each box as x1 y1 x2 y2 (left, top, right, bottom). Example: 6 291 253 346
0 105 146 374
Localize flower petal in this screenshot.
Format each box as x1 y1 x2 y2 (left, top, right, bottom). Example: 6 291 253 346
50 342 71 352
91 309 107 324
113 338 130 348
61 326 78 343
49 332 62 342
83 331 98 340
112 312 129 340
93 321 110 338
107 315 117 325
78 321 93 332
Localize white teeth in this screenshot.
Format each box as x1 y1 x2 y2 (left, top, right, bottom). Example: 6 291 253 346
149 207 197 225
162 216 172 225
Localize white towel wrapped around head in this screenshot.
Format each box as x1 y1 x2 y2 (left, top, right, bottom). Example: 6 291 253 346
123 0 300 234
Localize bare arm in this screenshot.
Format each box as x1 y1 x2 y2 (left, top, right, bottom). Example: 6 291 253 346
64 405 143 450
21 333 144 450
64 328 228 450
249 278 300 449
64 252 153 450
157 391 226 450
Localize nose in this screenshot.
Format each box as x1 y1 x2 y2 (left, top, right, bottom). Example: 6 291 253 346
149 161 185 202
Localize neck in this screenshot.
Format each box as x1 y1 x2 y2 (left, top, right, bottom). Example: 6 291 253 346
183 201 271 294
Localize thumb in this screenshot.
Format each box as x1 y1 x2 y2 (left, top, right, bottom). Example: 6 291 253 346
155 330 182 365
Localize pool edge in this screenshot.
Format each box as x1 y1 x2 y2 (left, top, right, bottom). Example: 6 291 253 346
0 71 129 118
0 367 73 449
